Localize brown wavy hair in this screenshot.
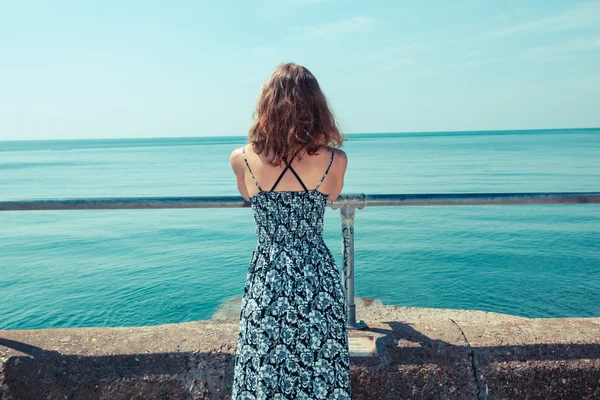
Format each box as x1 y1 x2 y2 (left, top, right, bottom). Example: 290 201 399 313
248 63 343 166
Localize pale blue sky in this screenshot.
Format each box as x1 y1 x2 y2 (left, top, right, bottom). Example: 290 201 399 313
1 0 600 140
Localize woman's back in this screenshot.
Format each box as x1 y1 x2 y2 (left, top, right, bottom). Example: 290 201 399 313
242 144 335 248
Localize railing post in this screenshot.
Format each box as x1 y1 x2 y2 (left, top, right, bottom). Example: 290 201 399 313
333 194 367 330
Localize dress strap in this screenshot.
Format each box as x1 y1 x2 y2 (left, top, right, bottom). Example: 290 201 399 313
269 163 292 192
242 146 263 192
315 149 335 190
287 164 309 192
270 149 308 192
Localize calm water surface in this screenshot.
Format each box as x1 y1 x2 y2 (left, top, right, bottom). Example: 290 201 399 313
1 129 599 330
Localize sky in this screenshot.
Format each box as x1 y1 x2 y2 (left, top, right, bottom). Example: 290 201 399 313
1 0 600 140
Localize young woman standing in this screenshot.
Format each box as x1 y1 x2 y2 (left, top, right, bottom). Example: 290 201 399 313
230 63 351 399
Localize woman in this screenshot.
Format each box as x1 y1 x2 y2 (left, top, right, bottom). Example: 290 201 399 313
229 63 351 399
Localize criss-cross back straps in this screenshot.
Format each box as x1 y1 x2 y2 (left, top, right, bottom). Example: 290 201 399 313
242 146 264 191
315 149 335 190
269 149 307 192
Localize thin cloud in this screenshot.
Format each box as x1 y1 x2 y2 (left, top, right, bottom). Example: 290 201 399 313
278 0 332 5
447 56 505 70
247 46 283 59
454 48 491 61
260 0 333 20
572 36 600 50
484 2 600 39
373 58 414 74
363 42 427 61
522 36 600 61
293 16 372 39
444 48 505 70
364 42 425 74
491 7 528 22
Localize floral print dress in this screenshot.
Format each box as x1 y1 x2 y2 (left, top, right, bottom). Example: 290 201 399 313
231 147 351 400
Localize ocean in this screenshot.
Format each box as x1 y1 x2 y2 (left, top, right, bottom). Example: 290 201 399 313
1 129 599 330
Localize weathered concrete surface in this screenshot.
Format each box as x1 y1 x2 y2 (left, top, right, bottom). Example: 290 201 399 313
456 316 600 399
1 298 599 400
0 322 238 399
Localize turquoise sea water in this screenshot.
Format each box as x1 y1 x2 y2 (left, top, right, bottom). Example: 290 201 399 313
1 129 599 330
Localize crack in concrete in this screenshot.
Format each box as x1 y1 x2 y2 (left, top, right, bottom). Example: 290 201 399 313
450 318 488 400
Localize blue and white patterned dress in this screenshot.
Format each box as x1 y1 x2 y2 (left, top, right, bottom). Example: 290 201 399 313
231 147 351 400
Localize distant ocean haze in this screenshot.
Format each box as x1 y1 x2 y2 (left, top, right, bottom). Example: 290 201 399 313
0 129 599 330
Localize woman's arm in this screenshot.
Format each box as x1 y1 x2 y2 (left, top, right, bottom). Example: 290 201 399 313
327 149 348 202
230 147 250 202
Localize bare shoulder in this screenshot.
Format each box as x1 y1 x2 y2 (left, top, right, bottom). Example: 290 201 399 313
333 148 347 160
317 146 346 159
230 146 246 171
332 148 348 169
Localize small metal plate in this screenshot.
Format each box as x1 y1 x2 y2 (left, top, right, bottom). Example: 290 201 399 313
348 335 377 357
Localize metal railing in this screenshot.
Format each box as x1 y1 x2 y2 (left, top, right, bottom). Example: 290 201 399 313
2 191 600 329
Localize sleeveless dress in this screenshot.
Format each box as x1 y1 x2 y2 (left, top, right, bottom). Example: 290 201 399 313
231 147 352 400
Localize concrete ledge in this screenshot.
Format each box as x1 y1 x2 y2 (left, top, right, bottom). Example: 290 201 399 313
1 298 599 399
